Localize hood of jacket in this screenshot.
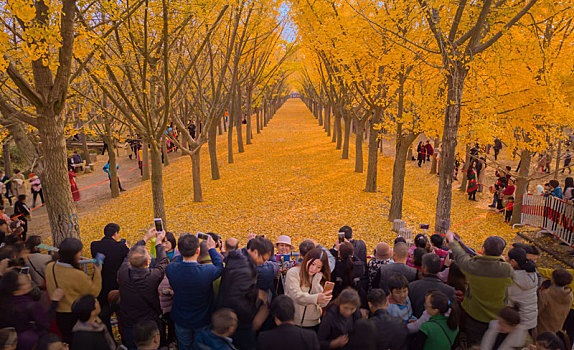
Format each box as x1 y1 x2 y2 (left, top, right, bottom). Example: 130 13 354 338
512 270 538 290
547 286 574 305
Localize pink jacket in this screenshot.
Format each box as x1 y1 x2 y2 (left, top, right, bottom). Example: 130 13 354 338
158 276 173 314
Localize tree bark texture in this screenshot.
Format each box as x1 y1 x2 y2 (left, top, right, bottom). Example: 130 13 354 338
365 116 380 192
191 148 203 202
355 118 364 173
208 122 220 180
142 142 150 180
342 114 351 159
388 131 417 221
150 142 167 224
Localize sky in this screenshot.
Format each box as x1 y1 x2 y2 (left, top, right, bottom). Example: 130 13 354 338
278 1 297 43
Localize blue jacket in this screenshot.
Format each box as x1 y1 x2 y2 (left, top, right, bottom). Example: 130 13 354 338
193 328 236 350
166 249 223 329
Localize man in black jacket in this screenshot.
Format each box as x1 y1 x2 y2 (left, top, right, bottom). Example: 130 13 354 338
367 289 408 350
90 223 129 333
257 296 319 350
408 253 456 318
339 225 367 264
118 229 168 350
218 236 274 350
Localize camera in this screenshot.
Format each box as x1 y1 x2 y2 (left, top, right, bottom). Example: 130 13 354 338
197 232 209 240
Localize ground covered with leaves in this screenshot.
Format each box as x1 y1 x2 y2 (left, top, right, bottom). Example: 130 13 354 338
79 100 517 253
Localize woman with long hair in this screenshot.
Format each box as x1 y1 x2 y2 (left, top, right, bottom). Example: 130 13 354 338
45 238 101 344
467 163 478 201
285 247 332 330
331 242 367 306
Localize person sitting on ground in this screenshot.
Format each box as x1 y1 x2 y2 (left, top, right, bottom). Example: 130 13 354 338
387 274 416 324
217 236 274 349
367 288 408 350
71 295 115 350
409 253 456 318
25 235 53 289
193 308 238 350
166 234 223 349
317 288 363 350
506 247 538 332
45 238 102 345
90 223 129 334
285 247 332 329
445 232 514 346
339 226 367 264
133 320 161 350
118 229 168 350
0 270 65 350
480 306 527 350
257 295 320 350
537 269 573 335
377 242 418 292
367 242 392 290
410 290 459 350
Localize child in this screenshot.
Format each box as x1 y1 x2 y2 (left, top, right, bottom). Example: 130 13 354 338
504 197 514 223
480 306 528 350
317 288 362 349
410 290 459 349
537 269 574 335
387 274 416 323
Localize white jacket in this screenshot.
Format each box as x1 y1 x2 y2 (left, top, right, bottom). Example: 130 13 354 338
507 270 538 329
285 266 328 327
480 320 528 350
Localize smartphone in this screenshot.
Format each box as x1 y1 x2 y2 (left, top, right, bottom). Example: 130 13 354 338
323 281 335 294
19 266 29 275
154 218 164 233
95 253 106 267
338 232 345 243
197 232 209 240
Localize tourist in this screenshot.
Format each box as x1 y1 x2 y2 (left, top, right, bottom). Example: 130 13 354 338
407 234 429 268
10 169 25 198
563 150 572 174
417 142 425 167
0 171 12 206
467 163 478 201
445 232 514 346
317 288 362 350
45 238 102 344
507 247 538 332
367 242 392 289
68 169 80 202
0 205 11 226
28 174 44 208
377 242 418 292
165 234 223 349
410 290 459 349
425 141 433 162
563 177 573 203
339 226 367 264
387 274 415 323
493 138 502 160
118 229 168 350
297 240 336 272
193 308 238 350
257 296 320 350
217 236 274 349
102 162 126 192
71 151 83 172
285 247 332 329
133 320 161 350
223 237 238 258
367 288 408 350
504 197 514 223
480 306 527 350
13 195 30 241
537 269 573 335
24 235 53 288
330 242 367 305
70 295 115 350
0 270 64 350
546 179 563 199
275 235 293 256
408 253 456 318
90 223 129 333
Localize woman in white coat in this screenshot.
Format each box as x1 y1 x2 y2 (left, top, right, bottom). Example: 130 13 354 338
285 247 332 331
506 246 539 332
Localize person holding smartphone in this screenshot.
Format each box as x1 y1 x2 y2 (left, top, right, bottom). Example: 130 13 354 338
285 248 332 331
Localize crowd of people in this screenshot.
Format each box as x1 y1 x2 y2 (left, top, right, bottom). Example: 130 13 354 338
0 224 573 350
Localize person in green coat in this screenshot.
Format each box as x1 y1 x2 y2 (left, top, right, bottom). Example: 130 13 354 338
410 290 459 350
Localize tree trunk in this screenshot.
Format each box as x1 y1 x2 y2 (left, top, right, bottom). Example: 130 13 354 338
142 142 150 180
318 104 323 126
162 137 170 166
459 145 472 191
325 105 331 136
208 122 220 180
435 64 468 233
228 100 234 164
190 148 203 202
3 142 12 176
37 116 80 245
256 109 261 134
104 135 120 198
389 132 415 221
355 118 365 173
246 89 253 145
429 138 439 174
236 86 244 153
365 116 380 192
511 149 531 225
149 142 166 224
0 113 42 174
342 115 351 159
331 110 337 143
554 141 561 179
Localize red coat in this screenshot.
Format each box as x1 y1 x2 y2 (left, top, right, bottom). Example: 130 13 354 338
425 143 434 156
